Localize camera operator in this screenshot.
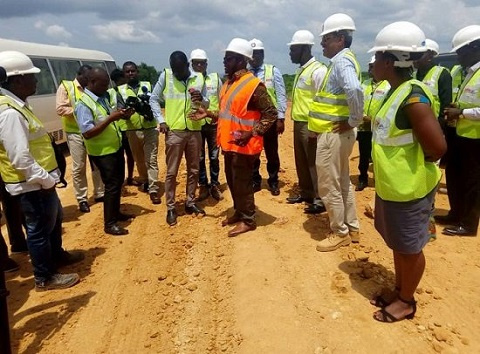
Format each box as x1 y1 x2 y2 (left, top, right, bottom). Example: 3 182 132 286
117 61 160 205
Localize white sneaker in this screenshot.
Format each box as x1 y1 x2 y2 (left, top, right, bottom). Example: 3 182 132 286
316 234 351 252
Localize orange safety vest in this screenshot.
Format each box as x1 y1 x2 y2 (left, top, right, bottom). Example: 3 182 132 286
217 72 263 155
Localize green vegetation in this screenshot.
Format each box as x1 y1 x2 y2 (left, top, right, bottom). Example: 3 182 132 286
138 62 161 84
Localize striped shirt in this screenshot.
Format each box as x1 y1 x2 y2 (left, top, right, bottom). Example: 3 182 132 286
323 48 364 128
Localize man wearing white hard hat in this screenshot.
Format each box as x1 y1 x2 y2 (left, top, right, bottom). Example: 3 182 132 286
308 13 363 251
368 21 446 322
442 25 480 237
190 49 223 202
356 56 390 192
286 30 327 215
0 50 84 290
190 38 277 237
248 38 287 196
413 39 452 123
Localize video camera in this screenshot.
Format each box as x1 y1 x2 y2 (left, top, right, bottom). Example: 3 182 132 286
125 86 154 121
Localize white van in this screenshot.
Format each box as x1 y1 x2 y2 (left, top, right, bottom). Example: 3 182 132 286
0 38 117 143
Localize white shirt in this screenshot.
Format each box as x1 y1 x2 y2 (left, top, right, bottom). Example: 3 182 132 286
299 57 327 91
0 88 59 195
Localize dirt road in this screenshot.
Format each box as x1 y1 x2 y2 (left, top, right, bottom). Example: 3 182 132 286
4 113 480 354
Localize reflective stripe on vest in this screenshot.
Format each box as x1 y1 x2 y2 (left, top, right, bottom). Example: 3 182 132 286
205 73 220 124
263 64 277 107
0 96 58 183
291 60 325 122
359 79 390 131
450 64 463 101
455 66 480 139
163 69 204 131
372 80 441 201
217 73 262 155
78 93 122 156
117 81 155 131
61 80 82 134
418 66 445 118
308 50 361 133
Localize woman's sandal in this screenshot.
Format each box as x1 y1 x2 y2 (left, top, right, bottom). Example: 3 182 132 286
370 287 400 307
373 296 417 323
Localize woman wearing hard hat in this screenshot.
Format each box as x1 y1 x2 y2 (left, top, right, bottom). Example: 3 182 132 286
368 22 446 322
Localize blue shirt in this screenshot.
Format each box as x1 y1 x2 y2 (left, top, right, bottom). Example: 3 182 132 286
249 63 287 119
324 48 364 127
74 88 112 134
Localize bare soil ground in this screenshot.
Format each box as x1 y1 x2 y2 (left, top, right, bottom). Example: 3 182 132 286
3 107 480 354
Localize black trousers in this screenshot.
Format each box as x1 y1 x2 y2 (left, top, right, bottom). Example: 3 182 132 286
90 149 125 227
444 127 462 220
253 122 280 187
0 179 27 252
453 135 480 230
224 152 257 226
356 131 372 183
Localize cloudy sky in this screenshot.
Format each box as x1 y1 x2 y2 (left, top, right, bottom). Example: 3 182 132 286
1 0 480 77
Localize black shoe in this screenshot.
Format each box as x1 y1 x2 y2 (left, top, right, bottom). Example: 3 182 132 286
253 183 261 193
268 183 280 196
35 273 80 291
126 177 141 186
355 180 368 191
79 201 90 213
3 258 19 273
434 214 458 225
94 196 104 203
10 246 29 255
196 185 210 201
442 225 476 237
286 196 314 204
185 204 206 216
304 203 327 214
150 192 161 205
104 224 129 236
118 213 135 221
56 250 85 267
141 182 149 193
166 209 177 226
210 185 223 201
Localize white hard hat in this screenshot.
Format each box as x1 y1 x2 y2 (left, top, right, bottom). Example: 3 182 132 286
249 38 264 50
368 21 426 67
425 39 439 56
287 30 315 46
190 49 208 61
451 25 480 53
225 38 253 60
0 51 40 77
369 55 375 64
320 13 356 36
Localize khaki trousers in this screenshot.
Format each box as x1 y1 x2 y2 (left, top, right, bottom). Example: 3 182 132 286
164 130 202 210
316 130 359 235
66 133 104 203
126 128 159 193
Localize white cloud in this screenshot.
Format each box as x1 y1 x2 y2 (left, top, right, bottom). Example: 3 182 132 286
33 20 71 39
92 21 160 43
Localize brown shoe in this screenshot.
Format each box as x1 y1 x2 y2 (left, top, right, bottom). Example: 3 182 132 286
221 214 241 227
228 221 256 237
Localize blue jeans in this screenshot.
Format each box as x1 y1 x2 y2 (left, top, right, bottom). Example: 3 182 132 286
199 123 220 186
19 188 63 282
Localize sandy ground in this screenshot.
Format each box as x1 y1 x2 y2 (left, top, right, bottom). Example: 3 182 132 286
3 107 480 354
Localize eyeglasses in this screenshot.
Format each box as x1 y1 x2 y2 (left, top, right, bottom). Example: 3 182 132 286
322 34 337 43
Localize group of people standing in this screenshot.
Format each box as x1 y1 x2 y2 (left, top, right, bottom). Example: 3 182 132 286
0 13 478 325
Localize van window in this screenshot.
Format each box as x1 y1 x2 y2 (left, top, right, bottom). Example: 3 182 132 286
30 57 56 95
81 60 107 71
49 59 82 84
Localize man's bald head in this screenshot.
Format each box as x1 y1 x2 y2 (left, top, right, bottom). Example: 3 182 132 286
87 67 110 96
